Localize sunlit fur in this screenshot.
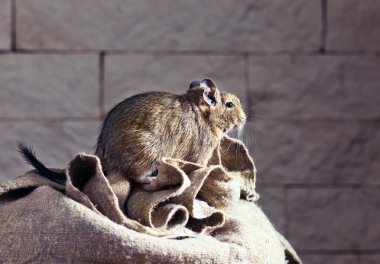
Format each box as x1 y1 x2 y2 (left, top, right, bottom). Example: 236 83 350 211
210 91 246 134
95 84 246 183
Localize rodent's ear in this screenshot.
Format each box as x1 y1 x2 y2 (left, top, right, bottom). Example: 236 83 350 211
189 80 201 89
200 79 219 107
200 79 217 92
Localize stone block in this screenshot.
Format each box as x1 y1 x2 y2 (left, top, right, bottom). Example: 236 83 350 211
0 121 99 183
362 255 380 264
0 0 10 49
287 188 380 251
327 0 380 51
104 54 247 112
244 121 380 184
16 0 320 51
0 54 99 118
301 254 380 264
255 186 285 233
249 55 380 119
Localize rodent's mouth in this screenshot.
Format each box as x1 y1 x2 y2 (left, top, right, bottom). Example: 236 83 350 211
222 120 245 134
224 124 238 133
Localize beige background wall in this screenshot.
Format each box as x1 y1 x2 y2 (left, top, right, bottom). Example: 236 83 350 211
0 1 379 262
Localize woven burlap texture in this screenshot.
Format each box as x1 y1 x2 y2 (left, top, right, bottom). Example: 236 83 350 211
0 135 301 263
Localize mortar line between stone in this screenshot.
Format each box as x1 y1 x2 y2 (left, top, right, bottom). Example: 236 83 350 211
244 53 252 120
284 186 289 238
320 0 328 53
244 117 380 123
284 183 380 189
99 51 106 117
1 117 379 124
11 0 16 51
1 50 380 56
0 117 101 122
299 249 380 255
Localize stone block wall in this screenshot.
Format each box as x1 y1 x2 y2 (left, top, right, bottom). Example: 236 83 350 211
0 1 379 262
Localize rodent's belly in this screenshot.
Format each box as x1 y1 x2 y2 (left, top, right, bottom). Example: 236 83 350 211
165 136 215 166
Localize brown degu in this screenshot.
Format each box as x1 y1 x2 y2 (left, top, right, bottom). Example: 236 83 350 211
18 79 246 186
95 79 246 183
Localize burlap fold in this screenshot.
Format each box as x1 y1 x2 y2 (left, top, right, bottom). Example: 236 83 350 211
0 135 302 263
127 159 231 234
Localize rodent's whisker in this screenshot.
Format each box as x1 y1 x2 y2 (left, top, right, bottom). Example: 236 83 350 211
237 125 245 142
224 139 234 154
247 113 269 123
244 124 261 153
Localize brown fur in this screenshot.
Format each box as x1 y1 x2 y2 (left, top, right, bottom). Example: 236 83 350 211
95 79 246 184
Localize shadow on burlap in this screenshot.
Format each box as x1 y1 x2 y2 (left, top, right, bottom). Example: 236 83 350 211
0 136 301 263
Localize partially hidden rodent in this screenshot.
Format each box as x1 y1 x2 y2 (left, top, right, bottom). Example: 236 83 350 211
18 79 246 185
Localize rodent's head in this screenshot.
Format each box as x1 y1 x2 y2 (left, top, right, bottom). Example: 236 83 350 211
188 79 247 134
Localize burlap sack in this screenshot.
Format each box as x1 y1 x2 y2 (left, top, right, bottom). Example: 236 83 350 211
0 135 301 263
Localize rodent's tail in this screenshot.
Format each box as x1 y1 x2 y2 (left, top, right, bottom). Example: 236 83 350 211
17 142 66 185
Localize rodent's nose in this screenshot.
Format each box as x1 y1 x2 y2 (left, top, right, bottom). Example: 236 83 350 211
240 113 247 124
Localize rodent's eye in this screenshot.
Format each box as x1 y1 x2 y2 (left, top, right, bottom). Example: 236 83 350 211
225 102 234 108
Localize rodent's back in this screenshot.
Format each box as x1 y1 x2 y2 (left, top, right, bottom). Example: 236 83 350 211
95 91 216 180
